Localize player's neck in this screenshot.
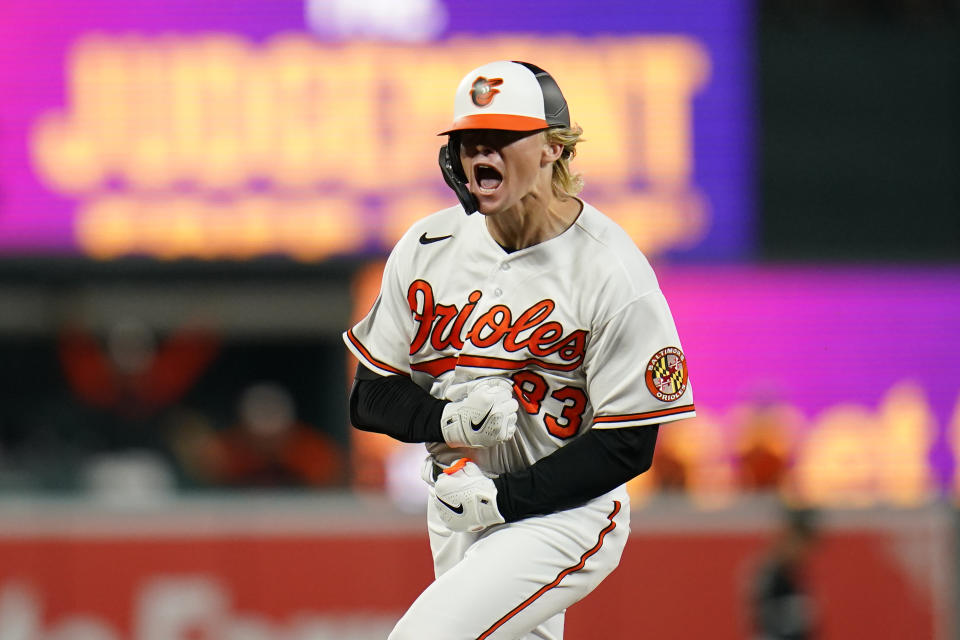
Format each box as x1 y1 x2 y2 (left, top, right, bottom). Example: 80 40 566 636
484 194 582 252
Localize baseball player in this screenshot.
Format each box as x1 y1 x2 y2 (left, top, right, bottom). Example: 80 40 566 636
344 60 696 639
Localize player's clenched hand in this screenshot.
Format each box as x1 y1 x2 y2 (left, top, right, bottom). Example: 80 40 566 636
433 458 505 533
441 377 518 448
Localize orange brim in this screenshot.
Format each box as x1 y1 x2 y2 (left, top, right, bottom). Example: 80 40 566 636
438 113 549 135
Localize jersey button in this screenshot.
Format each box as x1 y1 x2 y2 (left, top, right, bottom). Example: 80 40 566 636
494 287 503 296
500 263 510 271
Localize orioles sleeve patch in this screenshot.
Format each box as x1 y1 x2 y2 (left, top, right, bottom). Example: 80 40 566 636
644 347 689 402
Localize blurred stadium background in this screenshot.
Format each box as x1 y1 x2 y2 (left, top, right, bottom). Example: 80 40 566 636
0 0 958 638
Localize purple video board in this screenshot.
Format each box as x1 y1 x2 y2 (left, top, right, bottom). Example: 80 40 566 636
659 265 960 494
0 0 751 261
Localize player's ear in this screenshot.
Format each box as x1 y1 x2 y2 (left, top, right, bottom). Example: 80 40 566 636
540 135 564 166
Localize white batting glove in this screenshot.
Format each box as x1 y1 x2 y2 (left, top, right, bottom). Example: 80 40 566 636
433 458 505 533
441 377 518 448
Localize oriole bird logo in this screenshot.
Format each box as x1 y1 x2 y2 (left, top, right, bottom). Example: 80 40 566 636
470 76 503 107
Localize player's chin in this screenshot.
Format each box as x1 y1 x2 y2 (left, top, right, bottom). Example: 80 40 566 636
476 200 507 216
472 186 507 215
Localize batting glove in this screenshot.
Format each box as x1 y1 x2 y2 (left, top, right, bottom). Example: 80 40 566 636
441 377 518 448
433 458 505 533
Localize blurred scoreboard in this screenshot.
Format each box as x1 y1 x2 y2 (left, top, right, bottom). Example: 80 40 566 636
0 0 751 261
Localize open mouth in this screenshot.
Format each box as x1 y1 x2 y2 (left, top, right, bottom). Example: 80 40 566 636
473 164 503 193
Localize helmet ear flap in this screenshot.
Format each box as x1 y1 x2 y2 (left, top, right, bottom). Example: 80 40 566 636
438 135 478 215
448 136 467 182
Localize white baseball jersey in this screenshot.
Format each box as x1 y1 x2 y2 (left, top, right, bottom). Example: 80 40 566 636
344 201 696 476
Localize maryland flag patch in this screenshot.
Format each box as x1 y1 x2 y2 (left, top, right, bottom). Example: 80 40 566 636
645 347 689 402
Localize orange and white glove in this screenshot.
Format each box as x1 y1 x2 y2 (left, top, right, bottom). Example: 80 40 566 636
433 458 505 533
441 377 518 448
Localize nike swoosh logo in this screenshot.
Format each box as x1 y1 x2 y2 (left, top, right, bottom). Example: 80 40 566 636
419 232 453 245
471 407 492 432
437 496 464 514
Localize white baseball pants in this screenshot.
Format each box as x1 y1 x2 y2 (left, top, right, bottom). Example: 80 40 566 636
389 485 630 640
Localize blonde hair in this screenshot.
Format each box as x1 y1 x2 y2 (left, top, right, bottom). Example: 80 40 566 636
545 124 585 199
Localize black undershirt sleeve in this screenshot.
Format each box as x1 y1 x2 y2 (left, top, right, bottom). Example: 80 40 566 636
493 424 659 523
349 362 448 443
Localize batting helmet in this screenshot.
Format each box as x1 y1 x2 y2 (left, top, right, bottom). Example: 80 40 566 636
438 61 570 214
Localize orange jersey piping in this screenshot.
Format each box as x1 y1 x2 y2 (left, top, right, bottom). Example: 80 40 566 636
476 501 622 640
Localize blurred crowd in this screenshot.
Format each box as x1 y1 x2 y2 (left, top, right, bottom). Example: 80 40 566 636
651 406 791 496
0 311 940 513
0 318 346 496
0 314 798 502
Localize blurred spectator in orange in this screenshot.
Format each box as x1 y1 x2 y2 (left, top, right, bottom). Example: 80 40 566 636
55 316 219 459
733 397 800 492
737 424 790 491
59 317 219 422
751 508 819 640
189 383 344 488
